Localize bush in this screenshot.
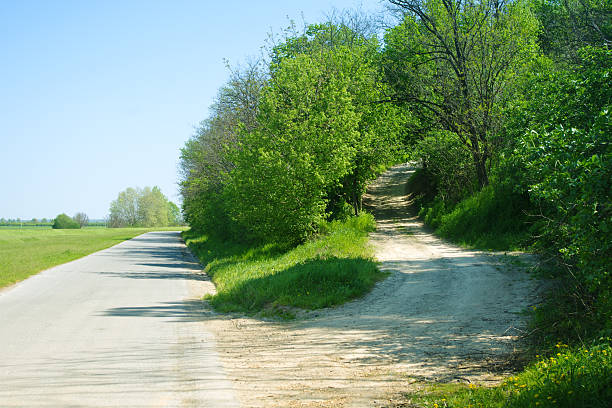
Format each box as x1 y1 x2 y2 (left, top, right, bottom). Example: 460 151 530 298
511 47 612 336
416 130 477 203
52 213 80 229
408 340 612 408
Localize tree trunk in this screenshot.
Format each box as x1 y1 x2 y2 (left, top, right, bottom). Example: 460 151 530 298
474 153 489 188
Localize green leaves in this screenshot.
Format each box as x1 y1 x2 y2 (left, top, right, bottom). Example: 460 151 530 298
228 50 362 243
513 47 611 301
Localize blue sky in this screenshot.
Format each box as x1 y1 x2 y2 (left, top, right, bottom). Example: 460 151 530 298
0 0 385 220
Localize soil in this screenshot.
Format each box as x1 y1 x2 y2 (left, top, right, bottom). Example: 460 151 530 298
197 163 540 407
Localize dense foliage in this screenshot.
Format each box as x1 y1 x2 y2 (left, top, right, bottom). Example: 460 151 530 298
512 47 611 336
179 0 611 344
180 21 405 243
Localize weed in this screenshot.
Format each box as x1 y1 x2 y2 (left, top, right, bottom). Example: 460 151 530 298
402 341 612 408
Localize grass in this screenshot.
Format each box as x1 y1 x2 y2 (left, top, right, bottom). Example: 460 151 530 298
0 227 186 288
183 213 386 318
417 184 532 251
401 341 612 408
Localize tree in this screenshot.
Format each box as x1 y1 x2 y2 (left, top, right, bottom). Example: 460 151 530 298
532 0 611 61
384 0 539 187
167 201 182 226
108 187 139 227
268 21 409 216
73 212 89 228
179 61 267 234
53 213 80 229
227 48 361 242
137 187 169 227
108 186 173 227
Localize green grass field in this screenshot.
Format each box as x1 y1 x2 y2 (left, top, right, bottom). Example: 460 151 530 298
0 227 185 288
184 214 386 318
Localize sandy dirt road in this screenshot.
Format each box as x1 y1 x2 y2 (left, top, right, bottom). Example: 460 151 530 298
0 231 238 407
205 164 539 407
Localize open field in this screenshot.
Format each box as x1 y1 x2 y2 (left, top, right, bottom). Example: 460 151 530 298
0 227 186 288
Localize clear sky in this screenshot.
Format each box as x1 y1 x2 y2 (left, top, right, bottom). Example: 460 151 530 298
0 0 385 220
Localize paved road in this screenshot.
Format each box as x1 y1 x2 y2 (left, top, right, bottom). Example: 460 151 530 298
0 231 238 407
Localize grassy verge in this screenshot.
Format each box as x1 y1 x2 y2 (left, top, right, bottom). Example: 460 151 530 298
401 341 612 408
183 213 385 318
417 184 532 251
0 227 185 288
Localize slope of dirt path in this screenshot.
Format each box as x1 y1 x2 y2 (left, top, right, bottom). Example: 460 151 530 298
204 164 539 407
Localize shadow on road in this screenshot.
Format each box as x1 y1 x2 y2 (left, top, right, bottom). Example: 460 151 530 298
101 299 217 321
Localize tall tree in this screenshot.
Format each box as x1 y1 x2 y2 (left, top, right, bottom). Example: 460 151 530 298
384 0 539 187
108 186 173 227
137 187 169 227
108 187 139 227
179 61 267 233
227 49 361 242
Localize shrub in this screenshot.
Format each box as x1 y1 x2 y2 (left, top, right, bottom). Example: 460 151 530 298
52 213 80 229
416 130 477 203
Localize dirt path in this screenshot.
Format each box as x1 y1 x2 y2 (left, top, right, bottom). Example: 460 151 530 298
203 164 539 407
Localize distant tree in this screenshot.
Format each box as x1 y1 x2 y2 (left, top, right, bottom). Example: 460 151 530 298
108 187 139 227
53 213 80 229
73 212 89 228
137 187 169 227
108 186 173 227
41 218 48 223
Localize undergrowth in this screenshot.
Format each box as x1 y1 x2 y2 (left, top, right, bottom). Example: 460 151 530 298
183 213 385 318
401 340 612 408
415 182 531 251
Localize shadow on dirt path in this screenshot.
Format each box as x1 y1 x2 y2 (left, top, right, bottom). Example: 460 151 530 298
204 164 540 407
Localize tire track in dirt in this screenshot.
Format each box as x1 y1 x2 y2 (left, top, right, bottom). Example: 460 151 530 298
202 163 539 407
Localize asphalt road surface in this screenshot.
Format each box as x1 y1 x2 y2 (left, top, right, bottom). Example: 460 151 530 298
0 231 238 407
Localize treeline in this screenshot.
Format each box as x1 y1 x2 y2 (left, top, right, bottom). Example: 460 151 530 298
0 219 53 226
108 186 182 228
180 16 410 244
180 1 610 334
